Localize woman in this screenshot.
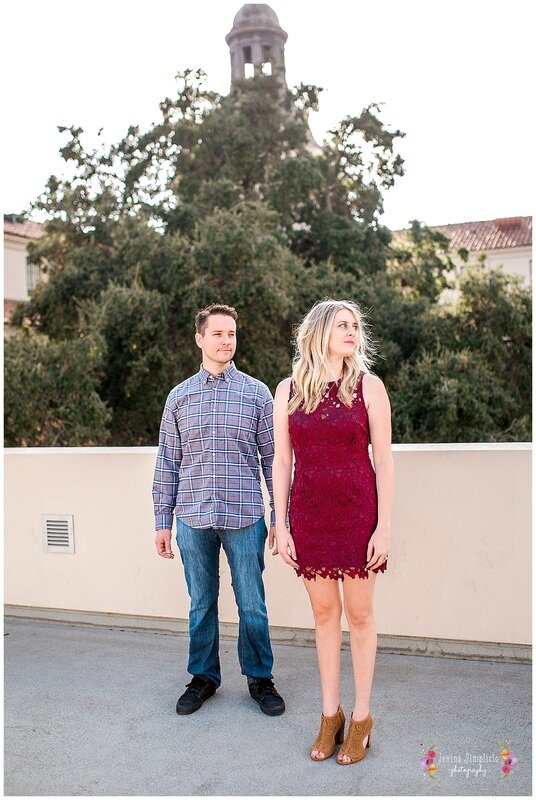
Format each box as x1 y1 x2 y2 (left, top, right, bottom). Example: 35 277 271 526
272 299 394 765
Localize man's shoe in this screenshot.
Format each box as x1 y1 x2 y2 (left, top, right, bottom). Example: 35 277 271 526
176 675 217 715
248 678 285 716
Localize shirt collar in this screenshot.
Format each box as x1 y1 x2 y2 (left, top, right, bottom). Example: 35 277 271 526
199 361 238 384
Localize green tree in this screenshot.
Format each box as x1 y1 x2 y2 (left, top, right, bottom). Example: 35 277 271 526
4 331 110 446
79 284 178 444
7 68 530 445
454 264 531 403
387 220 453 302
179 202 311 384
391 348 524 442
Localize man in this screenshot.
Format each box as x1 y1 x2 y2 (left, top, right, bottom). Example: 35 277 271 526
152 303 285 717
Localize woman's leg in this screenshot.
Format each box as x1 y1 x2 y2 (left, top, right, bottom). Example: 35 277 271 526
303 576 343 759
338 571 377 762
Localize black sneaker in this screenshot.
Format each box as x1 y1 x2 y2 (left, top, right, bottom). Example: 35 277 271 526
176 675 217 715
248 678 285 716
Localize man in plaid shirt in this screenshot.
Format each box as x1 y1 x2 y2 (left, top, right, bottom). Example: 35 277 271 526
153 303 285 716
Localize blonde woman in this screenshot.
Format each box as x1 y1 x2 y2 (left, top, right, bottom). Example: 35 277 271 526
272 299 394 764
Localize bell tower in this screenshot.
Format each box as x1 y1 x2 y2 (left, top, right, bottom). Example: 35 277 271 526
225 4 288 87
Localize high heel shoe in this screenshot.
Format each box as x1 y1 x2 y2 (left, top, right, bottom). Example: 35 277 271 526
310 705 345 761
337 713 373 764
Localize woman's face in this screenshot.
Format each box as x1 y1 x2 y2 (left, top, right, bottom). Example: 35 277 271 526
327 308 359 358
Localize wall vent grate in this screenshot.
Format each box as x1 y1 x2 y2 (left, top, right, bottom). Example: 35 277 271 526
42 515 75 553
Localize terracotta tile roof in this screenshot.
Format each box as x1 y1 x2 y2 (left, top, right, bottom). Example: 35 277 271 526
4 216 45 240
434 217 532 252
394 216 532 252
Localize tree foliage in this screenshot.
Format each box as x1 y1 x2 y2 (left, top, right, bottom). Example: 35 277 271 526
6 69 531 445
4 330 110 446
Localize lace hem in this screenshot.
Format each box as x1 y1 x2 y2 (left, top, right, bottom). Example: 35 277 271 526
296 563 387 581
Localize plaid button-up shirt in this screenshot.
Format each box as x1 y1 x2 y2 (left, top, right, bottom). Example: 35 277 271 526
152 362 275 530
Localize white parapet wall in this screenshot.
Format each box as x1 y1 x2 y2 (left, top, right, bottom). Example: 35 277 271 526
4 445 532 649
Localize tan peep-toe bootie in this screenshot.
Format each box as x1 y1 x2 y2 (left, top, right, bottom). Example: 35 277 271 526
337 713 373 764
310 705 346 761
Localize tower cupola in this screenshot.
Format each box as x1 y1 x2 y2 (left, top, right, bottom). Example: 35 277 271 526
225 4 288 87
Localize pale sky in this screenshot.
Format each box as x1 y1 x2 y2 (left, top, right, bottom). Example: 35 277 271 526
2 0 533 230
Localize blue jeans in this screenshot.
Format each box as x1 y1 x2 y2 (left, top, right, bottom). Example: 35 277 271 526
175 517 274 687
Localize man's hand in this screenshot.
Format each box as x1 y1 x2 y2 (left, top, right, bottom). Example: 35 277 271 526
155 529 175 559
268 525 276 549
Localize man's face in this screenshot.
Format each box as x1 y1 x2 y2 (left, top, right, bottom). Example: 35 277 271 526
195 314 237 367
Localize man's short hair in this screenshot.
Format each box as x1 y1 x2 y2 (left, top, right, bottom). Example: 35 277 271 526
195 303 238 334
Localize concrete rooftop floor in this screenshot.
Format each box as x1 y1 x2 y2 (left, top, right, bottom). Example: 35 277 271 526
3 618 532 796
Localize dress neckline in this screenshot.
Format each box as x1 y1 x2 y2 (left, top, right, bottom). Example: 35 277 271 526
327 372 363 385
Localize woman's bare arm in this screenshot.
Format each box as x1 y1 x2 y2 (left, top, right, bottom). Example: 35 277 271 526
363 373 394 569
272 377 298 567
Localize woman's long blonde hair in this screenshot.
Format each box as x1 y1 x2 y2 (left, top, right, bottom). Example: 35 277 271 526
288 299 376 414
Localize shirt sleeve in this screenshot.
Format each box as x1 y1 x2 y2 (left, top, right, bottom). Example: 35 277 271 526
152 393 182 531
257 387 276 527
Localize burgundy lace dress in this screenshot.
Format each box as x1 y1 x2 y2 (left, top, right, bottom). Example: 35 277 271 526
288 373 387 580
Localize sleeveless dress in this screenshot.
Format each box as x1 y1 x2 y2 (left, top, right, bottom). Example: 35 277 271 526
288 373 387 580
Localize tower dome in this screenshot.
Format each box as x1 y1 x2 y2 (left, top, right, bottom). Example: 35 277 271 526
225 3 288 86
231 4 281 31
